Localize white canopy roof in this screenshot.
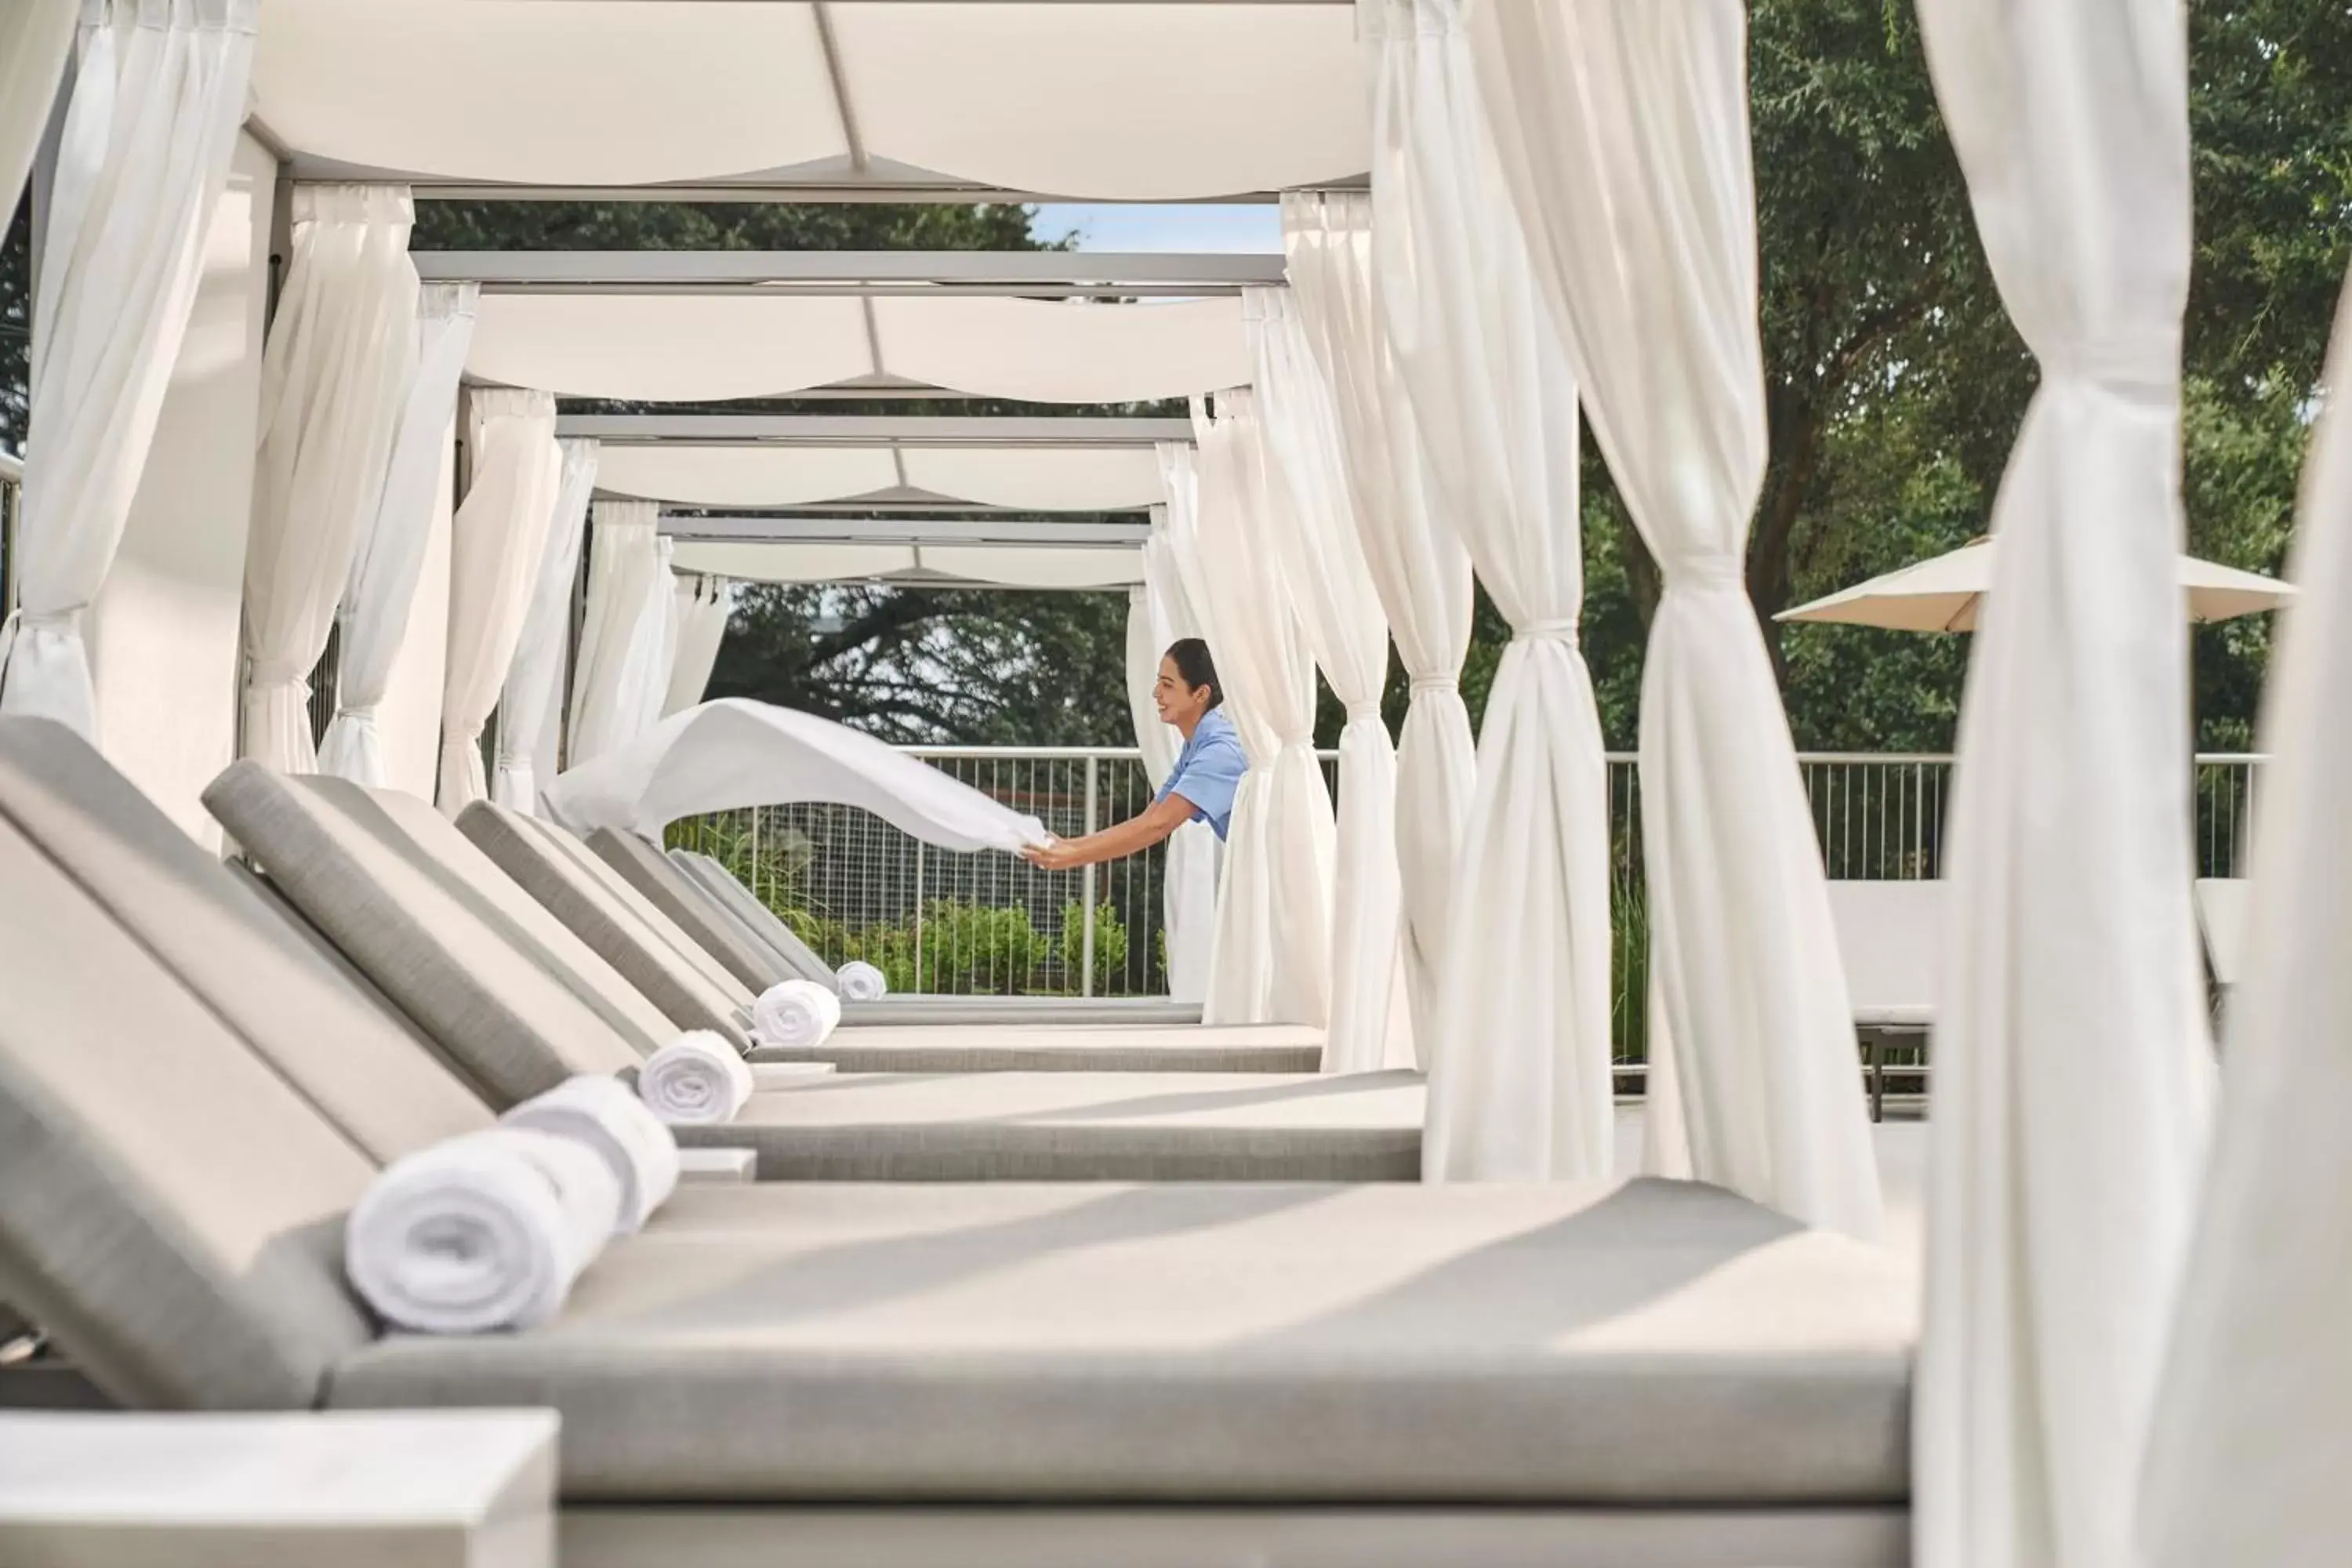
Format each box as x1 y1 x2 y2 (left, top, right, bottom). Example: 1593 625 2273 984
596 444 1168 511
673 539 1144 590
466 294 1249 404
252 2 1367 200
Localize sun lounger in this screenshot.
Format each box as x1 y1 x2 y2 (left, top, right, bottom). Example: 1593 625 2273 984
1826 881 1942 1120
0 839 1914 1560
665 846 838 985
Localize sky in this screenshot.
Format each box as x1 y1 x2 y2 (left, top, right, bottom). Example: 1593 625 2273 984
1027 203 1281 255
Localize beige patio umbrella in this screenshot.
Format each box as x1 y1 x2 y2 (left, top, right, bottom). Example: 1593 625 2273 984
1777 535 2292 631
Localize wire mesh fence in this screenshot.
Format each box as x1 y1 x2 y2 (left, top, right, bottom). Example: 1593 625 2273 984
666 747 2267 1036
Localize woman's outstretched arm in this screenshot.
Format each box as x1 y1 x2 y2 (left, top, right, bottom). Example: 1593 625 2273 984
1021 791 1197 871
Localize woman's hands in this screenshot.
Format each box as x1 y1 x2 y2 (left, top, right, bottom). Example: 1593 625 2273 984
1021 837 1083 870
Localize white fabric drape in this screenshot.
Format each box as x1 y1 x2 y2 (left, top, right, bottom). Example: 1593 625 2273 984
1363 0 1612 1174
546 698 1050 851
437 387 559 813
1902 3 2214 1565
0 0 75 222
2137 269 2352 1568
241 183 419 772
1282 188 1475 1073
1188 394 1336 1027
320 281 478 788
662 574 733 719
492 437 596 811
0 0 256 739
568 499 673 768
1134 512 1216 1005
1470 0 1882 1232
1247 285 1405 1073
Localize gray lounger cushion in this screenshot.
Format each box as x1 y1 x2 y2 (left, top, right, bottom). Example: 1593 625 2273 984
847 996 1207 1027
667 1069 1425 1181
459 800 753 1050
668 849 836 985
329 1178 1913 1508
521 815 756 1004
1826 881 1940 1029
0 723 489 1162
204 763 649 1104
590 828 791 992
0 811 376 1410
748 1022 1325 1076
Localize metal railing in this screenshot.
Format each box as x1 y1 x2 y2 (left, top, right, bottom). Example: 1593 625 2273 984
667 746 2267 1037
0 450 21 619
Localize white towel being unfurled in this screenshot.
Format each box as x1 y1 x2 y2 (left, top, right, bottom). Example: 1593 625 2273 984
501 1075 681 1234
637 1029 757 1125
837 960 889 1001
345 1128 620 1334
753 977 842 1049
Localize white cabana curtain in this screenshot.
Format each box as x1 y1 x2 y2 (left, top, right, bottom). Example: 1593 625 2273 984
492 437 596 811
437 387 559 813
568 499 673 768
0 0 256 739
1189 394 1336 1027
1137 507 1216 1005
1247 285 1406 1073
2137 269 2352 1568
1362 0 1612 1174
241 183 419 772
1282 188 1475 1073
662 573 732 719
1902 3 2214 1564
319 282 478 788
1470 0 1882 1234
0 0 75 221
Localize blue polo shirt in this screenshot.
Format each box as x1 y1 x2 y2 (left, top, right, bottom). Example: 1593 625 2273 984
1155 706 1247 840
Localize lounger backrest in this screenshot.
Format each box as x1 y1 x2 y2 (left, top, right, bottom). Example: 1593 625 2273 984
204 763 646 1105
673 849 838 986
0 814 376 1410
2194 878 2247 989
588 826 792 992
519 813 753 1004
1825 880 1942 1026
0 720 490 1161
457 800 753 1048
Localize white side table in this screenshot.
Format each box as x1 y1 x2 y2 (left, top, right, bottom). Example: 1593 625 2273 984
0 1409 557 1568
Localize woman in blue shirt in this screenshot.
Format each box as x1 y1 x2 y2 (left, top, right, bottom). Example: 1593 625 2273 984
1021 638 1245 870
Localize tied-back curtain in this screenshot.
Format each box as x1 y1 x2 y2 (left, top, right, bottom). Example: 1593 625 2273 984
662 574 733 720
1189 394 1336 1028
0 0 256 739
1140 503 1216 1005
1362 0 1612 1176
1247 285 1406 1073
492 437 596 811
568 499 672 768
320 281 477 788
2137 268 2352 1568
1282 188 1475 1073
0 0 75 221
1903 2 2214 1564
437 387 558 814
242 183 419 773
1470 0 1883 1233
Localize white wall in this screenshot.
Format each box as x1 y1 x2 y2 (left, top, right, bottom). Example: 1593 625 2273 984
87 131 277 850
372 416 455 799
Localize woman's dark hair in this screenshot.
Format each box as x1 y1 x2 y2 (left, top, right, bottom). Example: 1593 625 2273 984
1164 637 1223 709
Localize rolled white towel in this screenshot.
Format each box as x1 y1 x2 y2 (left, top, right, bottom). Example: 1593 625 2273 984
837 960 888 1001
637 1029 757 1125
501 1075 681 1234
345 1128 619 1334
753 977 842 1050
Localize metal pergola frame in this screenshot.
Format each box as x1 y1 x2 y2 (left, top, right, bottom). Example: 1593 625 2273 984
659 515 1149 546
557 414 1192 447
415 249 1287 299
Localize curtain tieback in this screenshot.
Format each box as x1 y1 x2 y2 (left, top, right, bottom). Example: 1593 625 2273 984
331 705 378 724
247 658 312 689
1408 674 1459 696
1516 619 1581 648
1342 699 1386 724
1667 560 1746 594
2045 334 2179 399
